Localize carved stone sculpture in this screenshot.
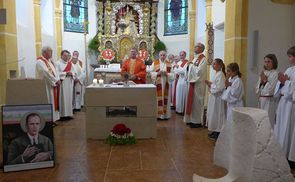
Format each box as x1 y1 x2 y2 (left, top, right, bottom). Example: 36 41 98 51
193 107 294 182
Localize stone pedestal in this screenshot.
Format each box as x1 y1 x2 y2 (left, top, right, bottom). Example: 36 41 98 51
193 107 294 182
85 84 157 139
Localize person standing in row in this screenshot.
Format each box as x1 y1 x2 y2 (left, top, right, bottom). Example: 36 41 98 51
184 43 207 128
255 54 278 128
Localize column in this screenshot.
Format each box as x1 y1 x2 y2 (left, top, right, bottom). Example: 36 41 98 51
189 0 196 60
205 0 213 64
33 0 42 56
54 0 62 55
0 0 19 105
224 0 248 76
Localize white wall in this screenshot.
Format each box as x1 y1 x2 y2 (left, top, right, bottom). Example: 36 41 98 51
16 0 36 78
62 0 97 82
157 0 190 57
212 0 225 60
195 0 206 43
41 0 56 60
246 0 295 106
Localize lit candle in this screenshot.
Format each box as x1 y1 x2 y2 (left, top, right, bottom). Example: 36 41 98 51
93 78 98 85
98 79 104 86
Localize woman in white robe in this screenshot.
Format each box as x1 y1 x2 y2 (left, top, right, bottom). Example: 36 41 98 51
205 59 226 138
255 54 278 129
274 46 295 164
222 63 244 123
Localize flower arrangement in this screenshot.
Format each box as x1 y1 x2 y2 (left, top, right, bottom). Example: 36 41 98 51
105 123 136 145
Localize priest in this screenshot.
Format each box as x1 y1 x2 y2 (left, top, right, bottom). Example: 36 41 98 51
121 48 146 84
35 46 61 123
71 50 85 111
56 50 76 119
150 51 174 120
184 43 207 128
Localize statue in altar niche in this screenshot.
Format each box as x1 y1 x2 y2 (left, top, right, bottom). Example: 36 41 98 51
116 6 138 35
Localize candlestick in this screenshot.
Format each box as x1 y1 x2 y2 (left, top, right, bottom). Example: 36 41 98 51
93 78 98 86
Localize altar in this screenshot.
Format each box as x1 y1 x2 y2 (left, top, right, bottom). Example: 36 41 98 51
85 84 157 139
96 0 159 63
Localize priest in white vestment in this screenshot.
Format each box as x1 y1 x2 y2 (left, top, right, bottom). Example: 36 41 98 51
56 50 76 118
150 51 174 120
255 54 278 129
174 51 188 114
35 46 60 122
71 51 85 110
184 43 207 128
274 46 295 164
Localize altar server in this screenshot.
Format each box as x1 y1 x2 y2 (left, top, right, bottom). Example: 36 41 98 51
205 58 226 139
221 62 244 123
274 46 295 165
255 54 278 128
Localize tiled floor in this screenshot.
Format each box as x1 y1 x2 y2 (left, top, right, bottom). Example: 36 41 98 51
1 111 227 181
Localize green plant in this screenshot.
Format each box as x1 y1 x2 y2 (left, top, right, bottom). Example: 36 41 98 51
154 41 166 53
88 35 100 53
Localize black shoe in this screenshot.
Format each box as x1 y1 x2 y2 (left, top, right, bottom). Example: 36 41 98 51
190 123 202 128
186 122 193 126
52 122 58 127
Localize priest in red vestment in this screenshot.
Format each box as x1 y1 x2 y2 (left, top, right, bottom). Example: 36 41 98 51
121 48 146 84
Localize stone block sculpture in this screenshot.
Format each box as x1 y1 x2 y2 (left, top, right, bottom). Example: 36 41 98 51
193 107 294 182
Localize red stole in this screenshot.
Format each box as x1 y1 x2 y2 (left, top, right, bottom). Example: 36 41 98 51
173 60 188 107
185 54 205 115
37 56 59 111
63 61 72 72
153 59 171 116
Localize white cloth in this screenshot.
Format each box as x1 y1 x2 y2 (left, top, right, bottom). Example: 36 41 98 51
56 60 76 117
150 60 174 119
35 57 60 121
184 54 207 124
221 75 244 123
174 60 188 113
207 71 226 132
255 69 278 128
274 65 295 162
72 61 85 109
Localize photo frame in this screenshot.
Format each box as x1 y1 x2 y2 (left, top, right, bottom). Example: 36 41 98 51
2 104 55 172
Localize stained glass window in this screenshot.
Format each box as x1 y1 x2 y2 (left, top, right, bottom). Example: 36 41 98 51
63 0 88 33
164 0 188 36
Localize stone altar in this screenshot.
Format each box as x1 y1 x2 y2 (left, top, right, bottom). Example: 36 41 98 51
85 84 157 139
193 107 294 182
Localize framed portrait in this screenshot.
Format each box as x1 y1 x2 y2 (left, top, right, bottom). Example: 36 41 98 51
2 104 55 172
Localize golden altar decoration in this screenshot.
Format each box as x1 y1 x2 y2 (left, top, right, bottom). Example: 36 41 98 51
96 0 159 62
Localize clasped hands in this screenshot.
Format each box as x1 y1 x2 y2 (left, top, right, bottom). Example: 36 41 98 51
22 145 50 163
204 80 212 88
278 72 289 84
260 71 268 84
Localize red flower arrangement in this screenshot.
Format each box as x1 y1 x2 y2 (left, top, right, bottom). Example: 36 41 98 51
105 123 136 145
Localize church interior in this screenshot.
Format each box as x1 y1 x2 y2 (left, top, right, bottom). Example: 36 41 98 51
0 0 295 181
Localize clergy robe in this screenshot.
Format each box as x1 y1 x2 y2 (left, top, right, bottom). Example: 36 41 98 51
207 70 226 132
71 60 85 110
174 59 188 113
255 69 278 128
35 56 60 121
170 61 177 107
121 58 146 84
274 65 295 162
150 59 174 119
184 54 207 124
221 75 244 123
56 59 76 117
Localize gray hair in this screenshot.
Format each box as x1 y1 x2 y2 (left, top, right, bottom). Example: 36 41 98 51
159 50 166 55
41 46 52 54
195 43 205 52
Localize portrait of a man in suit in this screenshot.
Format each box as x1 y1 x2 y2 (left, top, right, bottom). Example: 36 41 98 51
7 113 53 165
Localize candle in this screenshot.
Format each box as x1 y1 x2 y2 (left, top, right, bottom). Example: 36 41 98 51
98 79 104 86
93 78 97 85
